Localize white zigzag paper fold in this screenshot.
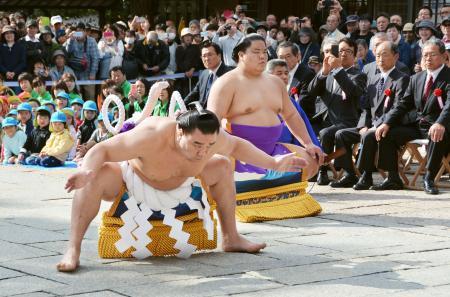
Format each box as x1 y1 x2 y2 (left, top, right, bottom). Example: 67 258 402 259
161 209 197 258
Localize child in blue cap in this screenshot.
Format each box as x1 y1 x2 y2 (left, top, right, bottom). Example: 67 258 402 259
18 106 52 165
28 111 74 167
77 101 98 148
74 112 113 162
17 102 34 137
1 117 27 164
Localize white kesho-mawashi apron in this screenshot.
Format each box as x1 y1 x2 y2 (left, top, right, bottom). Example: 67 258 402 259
114 161 214 259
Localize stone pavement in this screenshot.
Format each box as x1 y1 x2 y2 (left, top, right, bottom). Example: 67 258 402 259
0 166 449 297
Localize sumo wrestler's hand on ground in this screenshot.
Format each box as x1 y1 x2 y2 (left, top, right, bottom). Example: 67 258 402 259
273 153 308 172
65 170 94 193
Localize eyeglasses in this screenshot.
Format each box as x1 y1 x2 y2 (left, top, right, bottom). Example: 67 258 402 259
422 53 440 58
339 49 354 54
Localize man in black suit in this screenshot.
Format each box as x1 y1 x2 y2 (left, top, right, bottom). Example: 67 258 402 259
184 41 233 108
277 41 316 120
363 32 410 76
331 41 410 188
308 38 367 185
376 40 450 194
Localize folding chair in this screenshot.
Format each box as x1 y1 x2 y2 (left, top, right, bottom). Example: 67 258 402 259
435 153 450 188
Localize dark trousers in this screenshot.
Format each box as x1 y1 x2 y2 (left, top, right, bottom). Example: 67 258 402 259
420 129 450 178
334 127 361 172
318 124 348 155
356 125 421 173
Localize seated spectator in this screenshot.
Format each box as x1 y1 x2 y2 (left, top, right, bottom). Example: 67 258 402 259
96 79 115 111
41 99 56 114
61 107 77 160
17 72 39 99
40 26 61 66
386 23 411 68
1 117 27 164
32 77 53 103
55 91 70 110
73 112 112 162
0 26 26 81
135 31 170 76
356 39 375 70
76 100 98 147
28 111 74 167
265 59 320 147
184 41 233 108
98 25 124 80
66 22 99 101
122 30 140 79
49 50 76 81
20 19 45 72
375 13 390 33
17 102 34 137
18 106 51 165
51 80 70 99
61 73 82 100
109 66 131 97
152 81 178 117
27 98 41 117
125 78 148 118
69 97 84 129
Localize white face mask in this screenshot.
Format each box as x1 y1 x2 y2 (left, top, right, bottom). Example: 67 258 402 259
125 37 135 44
168 32 176 40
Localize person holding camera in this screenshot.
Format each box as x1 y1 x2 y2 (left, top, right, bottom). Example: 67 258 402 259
66 22 99 100
212 18 243 66
314 0 347 33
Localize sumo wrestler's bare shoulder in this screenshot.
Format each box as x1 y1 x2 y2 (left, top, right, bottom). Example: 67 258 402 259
129 117 177 149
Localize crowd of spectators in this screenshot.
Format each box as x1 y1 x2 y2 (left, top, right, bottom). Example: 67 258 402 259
0 1 449 193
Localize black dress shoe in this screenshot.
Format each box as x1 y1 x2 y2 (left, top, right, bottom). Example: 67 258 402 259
317 171 330 185
330 174 358 188
370 178 403 190
353 177 373 190
423 179 439 195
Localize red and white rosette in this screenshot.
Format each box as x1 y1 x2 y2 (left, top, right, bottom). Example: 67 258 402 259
434 88 444 109
290 87 299 102
384 88 392 108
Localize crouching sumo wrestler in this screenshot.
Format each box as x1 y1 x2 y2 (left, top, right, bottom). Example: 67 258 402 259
57 109 308 272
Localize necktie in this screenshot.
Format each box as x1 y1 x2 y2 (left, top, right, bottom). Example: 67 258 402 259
422 75 433 103
377 76 385 99
205 72 214 100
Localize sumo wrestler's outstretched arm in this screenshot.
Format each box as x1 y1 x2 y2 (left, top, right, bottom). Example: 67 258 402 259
217 129 308 172
65 119 164 192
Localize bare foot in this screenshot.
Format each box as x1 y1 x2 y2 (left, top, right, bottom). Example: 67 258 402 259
56 247 80 272
222 234 266 253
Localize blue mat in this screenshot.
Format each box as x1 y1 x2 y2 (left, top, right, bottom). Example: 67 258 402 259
1 161 78 170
